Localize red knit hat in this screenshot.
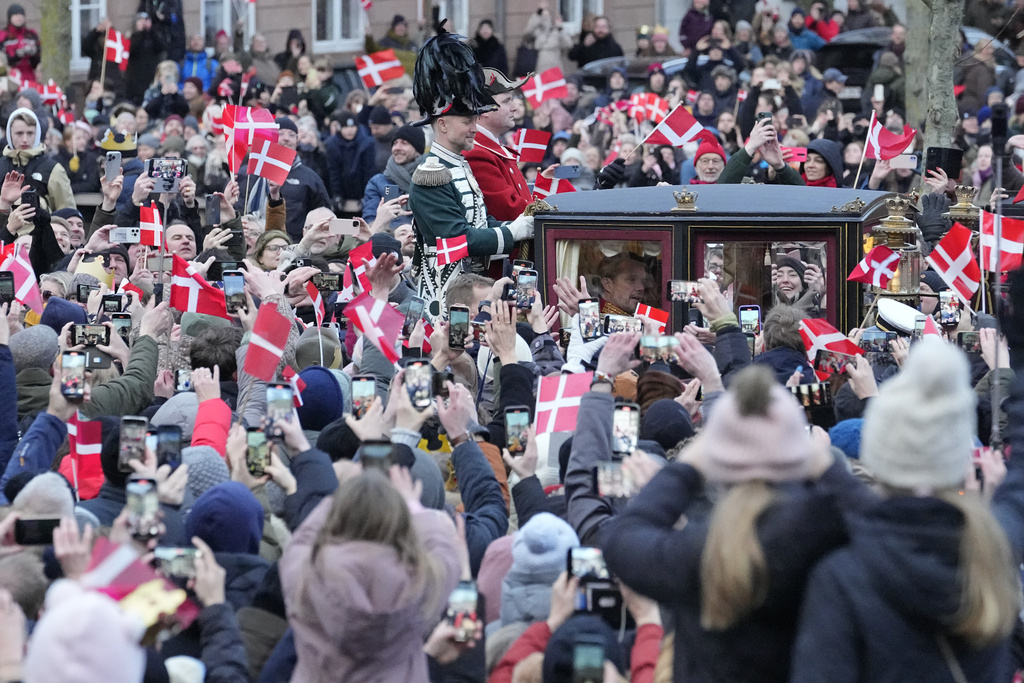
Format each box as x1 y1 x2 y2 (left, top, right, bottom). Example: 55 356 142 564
693 137 726 163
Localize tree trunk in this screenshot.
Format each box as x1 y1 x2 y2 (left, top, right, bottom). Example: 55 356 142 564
923 0 965 152
40 0 71 88
905 0 930 133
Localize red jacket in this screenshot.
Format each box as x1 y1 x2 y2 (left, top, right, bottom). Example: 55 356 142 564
807 17 840 42
463 126 533 222
488 621 664 683
191 398 232 457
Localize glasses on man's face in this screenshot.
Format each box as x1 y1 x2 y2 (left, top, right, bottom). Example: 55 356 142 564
42 290 54 302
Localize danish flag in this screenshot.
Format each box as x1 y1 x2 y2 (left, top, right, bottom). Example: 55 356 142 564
628 93 649 123
645 94 670 123
513 128 551 164
533 174 577 199
864 111 916 161
37 80 64 108
847 245 899 288
105 28 130 71
344 242 376 293
361 0 372 7
535 372 594 433
305 280 325 327
62 412 104 500
436 236 469 266
799 318 864 364
247 138 296 185
139 202 163 247
0 248 43 314
169 255 229 319
355 50 405 88
602 140 622 168
343 292 403 364
244 304 292 381
643 105 714 148
230 106 279 146
922 315 943 338
685 90 699 106
737 90 748 102
523 67 569 108
281 366 306 407
980 210 1024 272
925 222 980 306
635 303 669 333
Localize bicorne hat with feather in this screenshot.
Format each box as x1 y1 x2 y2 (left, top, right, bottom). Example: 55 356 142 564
411 21 497 126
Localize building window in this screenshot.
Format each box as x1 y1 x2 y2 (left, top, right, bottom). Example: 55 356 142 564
202 0 256 50
71 0 106 73
655 0 685 53
559 0 603 37
435 0 468 37
313 0 362 53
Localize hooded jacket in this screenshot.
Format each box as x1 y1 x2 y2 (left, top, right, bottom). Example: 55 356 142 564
804 138 844 188
791 372 1024 682
0 21 40 74
1 108 76 211
279 496 461 683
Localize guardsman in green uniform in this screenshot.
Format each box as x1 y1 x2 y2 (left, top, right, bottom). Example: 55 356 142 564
408 23 534 319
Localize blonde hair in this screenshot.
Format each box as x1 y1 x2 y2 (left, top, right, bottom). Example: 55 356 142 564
700 481 777 630
937 490 1020 647
309 471 446 619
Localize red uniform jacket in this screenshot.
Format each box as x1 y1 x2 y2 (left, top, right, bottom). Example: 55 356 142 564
463 126 533 222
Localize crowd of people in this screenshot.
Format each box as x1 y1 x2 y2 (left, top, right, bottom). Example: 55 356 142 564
0 0 1023 681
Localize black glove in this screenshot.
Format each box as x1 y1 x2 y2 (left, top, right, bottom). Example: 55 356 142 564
596 158 626 190
919 192 951 245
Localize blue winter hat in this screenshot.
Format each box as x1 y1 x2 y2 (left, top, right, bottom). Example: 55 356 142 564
978 106 992 125
295 365 346 431
510 512 579 581
185 482 264 554
640 399 695 451
39 297 88 334
829 418 864 460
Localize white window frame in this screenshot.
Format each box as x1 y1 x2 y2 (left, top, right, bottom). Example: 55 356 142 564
560 0 604 39
201 0 256 50
71 0 106 74
435 0 469 37
312 0 363 53
655 0 685 54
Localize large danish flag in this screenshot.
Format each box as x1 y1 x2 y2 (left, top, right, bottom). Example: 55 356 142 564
139 202 163 247
533 174 577 199
925 222 980 306
244 304 292 381
980 210 1024 272
231 106 279 146
355 49 405 88
847 245 899 288
169 255 229 319
643 104 714 148
247 138 296 185
61 412 104 500
535 372 594 433
0 247 43 314
436 236 469 266
305 280 325 327
799 318 864 364
523 67 569 108
104 28 130 71
513 128 551 164
864 111 916 161
343 292 403 364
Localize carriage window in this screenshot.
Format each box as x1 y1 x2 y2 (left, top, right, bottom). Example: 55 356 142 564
555 238 664 315
705 240 828 319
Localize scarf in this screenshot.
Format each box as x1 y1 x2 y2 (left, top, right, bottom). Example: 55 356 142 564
3 143 45 167
385 154 422 193
691 178 715 185
802 173 837 188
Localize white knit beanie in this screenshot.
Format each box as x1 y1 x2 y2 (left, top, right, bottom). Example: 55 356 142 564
861 338 975 490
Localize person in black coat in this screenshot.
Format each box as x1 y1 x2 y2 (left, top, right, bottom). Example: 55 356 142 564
568 16 624 68
324 114 375 216
792 339 1024 683
752 305 816 384
471 20 508 73
125 13 166 105
601 365 868 683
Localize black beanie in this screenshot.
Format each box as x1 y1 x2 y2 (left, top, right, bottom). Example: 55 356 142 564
393 124 426 155
7 4 25 21
316 417 363 461
275 117 298 135
368 106 392 126
97 417 128 489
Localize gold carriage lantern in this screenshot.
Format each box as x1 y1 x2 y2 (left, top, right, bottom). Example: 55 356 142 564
942 185 981 232
871 196 920 303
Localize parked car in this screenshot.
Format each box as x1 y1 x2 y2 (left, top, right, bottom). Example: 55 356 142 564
578 56 690 92
816 26 1017 111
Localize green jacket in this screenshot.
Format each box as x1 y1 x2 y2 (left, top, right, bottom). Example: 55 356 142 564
80 335 159 419
16 367 52 422
718 147 805 186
